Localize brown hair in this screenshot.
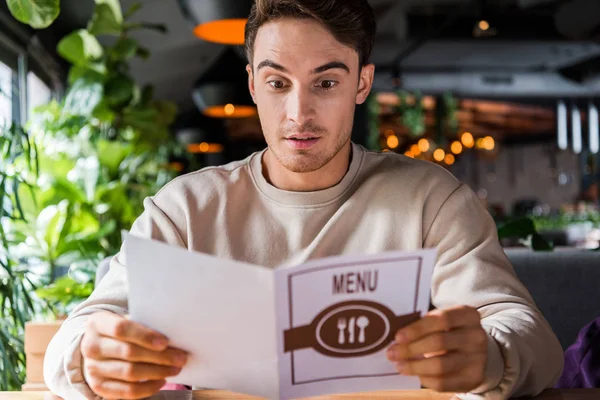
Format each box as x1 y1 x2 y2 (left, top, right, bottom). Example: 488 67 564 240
244 0 377 67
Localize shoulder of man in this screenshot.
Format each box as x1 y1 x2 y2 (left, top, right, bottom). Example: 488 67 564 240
152 152 257 205
358 145 462 201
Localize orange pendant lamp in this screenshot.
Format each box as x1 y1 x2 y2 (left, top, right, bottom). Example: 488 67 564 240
192 47 257 119
177 0 252 45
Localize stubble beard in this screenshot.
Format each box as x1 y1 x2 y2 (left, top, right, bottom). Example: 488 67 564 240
269 128 351 173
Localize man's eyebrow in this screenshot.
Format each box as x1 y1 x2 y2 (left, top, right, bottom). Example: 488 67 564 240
256 60 288 73
312 61 350 74
255 60 351 74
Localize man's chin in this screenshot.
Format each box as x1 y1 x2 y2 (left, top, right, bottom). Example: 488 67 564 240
278 152 327 174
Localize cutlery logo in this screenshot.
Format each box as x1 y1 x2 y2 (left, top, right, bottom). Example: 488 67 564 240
283 300 420 358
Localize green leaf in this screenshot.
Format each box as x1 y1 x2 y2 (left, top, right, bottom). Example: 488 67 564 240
63 76 104 116
35 276 93 307
90 100 115 123
154 100 178 126
104 74 135 107
531 233 554 252
136 46 150 60
87 0 124 36
6 0 60 29
111 37 138 60
67 65 106 85
124 22 167 34
36 200 68 254
123 1 142 19
97 140 131 174
140 85 154 106
497 217 536 239
57 30 104 66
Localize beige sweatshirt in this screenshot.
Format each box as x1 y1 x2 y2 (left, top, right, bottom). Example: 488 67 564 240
44 143 563 400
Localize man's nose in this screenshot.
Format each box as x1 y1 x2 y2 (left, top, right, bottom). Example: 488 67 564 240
287 88 316 126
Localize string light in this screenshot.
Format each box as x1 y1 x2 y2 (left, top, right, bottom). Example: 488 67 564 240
478 20 490 31
410 144 421 156
418 138 430 153
461 132 474 148
482 136 495 151
404 150 414 158
445 154 455 165
433 149 445 162
387 135 399 149
451 141 463 154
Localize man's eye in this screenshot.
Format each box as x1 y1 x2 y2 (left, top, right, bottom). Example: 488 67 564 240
319 80 337 89
269 81 285 89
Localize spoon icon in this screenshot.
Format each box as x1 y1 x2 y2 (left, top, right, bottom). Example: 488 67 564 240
356 316 370 343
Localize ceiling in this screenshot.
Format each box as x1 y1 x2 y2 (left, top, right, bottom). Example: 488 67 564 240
31 0 600 112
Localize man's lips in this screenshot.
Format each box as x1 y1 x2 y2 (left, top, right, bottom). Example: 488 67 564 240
286 134 320 140
285 136 320 149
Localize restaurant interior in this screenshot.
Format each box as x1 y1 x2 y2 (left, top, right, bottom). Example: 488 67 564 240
0 0 599 397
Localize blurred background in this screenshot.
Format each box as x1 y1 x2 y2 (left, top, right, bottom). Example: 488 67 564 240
0 0 599 392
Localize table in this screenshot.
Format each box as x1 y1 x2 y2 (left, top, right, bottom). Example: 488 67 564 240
1 390 599 400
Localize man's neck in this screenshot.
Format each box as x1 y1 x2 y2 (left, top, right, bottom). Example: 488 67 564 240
262 142 352 192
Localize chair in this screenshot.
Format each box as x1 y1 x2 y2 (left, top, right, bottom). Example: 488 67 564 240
505 247 600 350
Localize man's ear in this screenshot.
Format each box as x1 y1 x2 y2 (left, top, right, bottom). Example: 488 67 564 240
356 64 375 105
247 64 257 104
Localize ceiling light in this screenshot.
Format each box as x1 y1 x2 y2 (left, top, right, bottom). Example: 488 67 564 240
589 101 599 154
192 47 257 119
557 100 568 150
178 0 252 45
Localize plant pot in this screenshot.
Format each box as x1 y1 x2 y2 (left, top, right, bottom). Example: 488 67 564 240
21 320 64 391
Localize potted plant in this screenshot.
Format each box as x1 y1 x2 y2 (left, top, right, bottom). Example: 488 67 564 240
2 0 186 391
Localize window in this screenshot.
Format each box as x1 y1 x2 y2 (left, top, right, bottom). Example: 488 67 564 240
27 71 51 117
0 61 12 127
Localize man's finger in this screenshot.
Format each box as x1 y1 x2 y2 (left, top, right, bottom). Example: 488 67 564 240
396 351 476 377
88 312 169 351
84 359 181 383
82 335 187 367
387 327 487 361
87 378 166 400
395 306 481 344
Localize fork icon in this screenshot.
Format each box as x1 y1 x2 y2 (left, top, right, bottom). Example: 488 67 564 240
337 318 347 344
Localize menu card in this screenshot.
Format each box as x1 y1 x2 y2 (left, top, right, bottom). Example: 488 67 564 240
124 233 436 399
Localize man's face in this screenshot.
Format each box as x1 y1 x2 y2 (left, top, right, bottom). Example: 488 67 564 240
247 18 374 173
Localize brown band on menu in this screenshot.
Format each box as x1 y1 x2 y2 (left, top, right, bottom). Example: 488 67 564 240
284 324 313 352
284 307 421 357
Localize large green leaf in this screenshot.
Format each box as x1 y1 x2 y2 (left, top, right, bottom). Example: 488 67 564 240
87 0 123 36
37 152 76 181
67 65 106 85
111 37 138 61
104 74 135 107
97 140 131 175
63 76 104 117
36 200 68 256
6 0 60 29
90 100 115 124
57 30 104 66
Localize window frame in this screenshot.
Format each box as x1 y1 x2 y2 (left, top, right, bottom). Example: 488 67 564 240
0 10 63 125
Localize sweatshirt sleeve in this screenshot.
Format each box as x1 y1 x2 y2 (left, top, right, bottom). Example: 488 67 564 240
43 197 186 399
423 183 564 399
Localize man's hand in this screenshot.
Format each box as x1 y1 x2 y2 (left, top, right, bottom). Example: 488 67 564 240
386 305 488 393
81 312 188 400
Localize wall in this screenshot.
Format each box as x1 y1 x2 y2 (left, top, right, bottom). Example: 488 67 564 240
450 143 583 214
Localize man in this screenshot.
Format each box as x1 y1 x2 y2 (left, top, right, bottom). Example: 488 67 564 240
44 0 564 399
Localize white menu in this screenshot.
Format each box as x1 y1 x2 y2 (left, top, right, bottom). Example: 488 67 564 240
124 233 437 399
